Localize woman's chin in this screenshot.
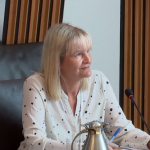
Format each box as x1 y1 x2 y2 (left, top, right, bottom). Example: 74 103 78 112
82 70 92 78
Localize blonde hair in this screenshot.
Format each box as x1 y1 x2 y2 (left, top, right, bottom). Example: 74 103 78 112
39 23 92 101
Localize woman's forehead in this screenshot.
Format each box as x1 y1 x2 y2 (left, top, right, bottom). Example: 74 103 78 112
66 36 92 54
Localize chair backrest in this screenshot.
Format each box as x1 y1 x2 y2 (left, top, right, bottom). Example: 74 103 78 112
0 79 25 150
0 42 43 81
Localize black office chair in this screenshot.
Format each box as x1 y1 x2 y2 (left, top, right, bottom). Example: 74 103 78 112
0 42 43 149
0 79 25 150
0 42 42 81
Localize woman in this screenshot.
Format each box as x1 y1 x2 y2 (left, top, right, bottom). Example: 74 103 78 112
18 23 150 150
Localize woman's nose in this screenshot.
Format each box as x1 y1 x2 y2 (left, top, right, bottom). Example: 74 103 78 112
83 52 92 63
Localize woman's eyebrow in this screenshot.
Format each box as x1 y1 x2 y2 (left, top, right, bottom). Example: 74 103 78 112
74 49 88 53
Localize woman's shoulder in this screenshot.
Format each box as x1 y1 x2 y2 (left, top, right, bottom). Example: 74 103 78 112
26 73 44 81
24 73 45 87
90 70 106 79
89 70 109 85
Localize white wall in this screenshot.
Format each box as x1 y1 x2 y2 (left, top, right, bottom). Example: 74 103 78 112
0 0 5 42
63 0 120 100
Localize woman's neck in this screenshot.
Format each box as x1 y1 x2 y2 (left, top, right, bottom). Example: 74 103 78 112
60 77 80 98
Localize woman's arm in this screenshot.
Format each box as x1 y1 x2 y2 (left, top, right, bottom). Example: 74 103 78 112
100 72 150 150
20 77 66 150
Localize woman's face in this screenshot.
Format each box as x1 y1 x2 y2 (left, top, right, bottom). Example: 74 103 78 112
60 46 92 81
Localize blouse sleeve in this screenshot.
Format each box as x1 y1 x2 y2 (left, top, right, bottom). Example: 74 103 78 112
21 77 66 150
100 72 150 150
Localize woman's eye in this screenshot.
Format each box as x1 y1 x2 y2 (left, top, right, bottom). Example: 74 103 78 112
75 53 81 57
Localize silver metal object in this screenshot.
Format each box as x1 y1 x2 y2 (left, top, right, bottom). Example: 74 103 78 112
71 120 109 150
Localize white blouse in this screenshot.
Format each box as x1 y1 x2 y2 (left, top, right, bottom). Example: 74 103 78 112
18 70 150 150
